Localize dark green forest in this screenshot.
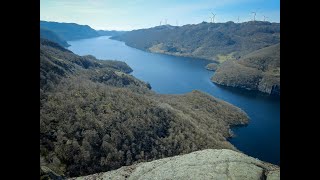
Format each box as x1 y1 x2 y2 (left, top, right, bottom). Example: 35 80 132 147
40 39 249 179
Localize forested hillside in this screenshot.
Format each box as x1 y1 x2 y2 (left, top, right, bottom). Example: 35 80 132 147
40 39 249 179
111 21 280 62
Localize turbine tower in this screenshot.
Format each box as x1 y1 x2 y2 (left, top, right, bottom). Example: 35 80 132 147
160 20 162 26
237 16 240 23
263 15 268 21
211 12 216 23
251 11 257 21
165 18 168 25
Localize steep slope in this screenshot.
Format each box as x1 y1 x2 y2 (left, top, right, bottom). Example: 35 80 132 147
40 28 70 47
70 149 280 180
40 21 100 41
111 21 280 62
40 39 250 178
211 43 280 95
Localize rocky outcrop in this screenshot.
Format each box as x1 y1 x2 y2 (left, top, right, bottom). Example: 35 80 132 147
205 63 219 71
257 75 280 95
211 44 280 95
70 149 280 180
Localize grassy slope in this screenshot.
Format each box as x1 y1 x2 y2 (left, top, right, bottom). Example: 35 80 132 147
40 39 249 178
111 21 280 62
211 43 280 95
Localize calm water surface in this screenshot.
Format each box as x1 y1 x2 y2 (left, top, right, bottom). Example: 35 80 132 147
68 36 280 165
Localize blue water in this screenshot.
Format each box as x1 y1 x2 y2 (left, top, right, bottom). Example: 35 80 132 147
68 36 280 165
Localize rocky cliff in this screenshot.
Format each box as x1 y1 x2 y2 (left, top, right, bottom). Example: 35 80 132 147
70 149 280 180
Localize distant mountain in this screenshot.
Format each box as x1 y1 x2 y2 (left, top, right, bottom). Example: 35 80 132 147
40 28 70 47
111 21 280 62
97 30 127 36
211 43 280 95
40 21 100 41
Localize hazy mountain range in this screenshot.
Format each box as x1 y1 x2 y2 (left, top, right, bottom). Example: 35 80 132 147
40 21 126 47
40 28 70 47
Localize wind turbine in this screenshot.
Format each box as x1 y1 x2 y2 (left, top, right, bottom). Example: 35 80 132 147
165 18 168 25
160 20 162 26
263 15 268 21
237 16 240 23
211 12 216 23
251 11 257 21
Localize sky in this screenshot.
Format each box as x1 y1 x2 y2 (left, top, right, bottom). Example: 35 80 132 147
40 0 280 31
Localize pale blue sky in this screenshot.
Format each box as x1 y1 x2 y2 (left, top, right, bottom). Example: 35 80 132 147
40 0 280 30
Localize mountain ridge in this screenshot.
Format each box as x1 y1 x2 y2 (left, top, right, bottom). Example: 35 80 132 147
40 21 100 41
40 21 127 44
40 28 70 47
111 21 280 62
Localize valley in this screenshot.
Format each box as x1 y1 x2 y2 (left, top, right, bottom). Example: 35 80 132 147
39 18 280 179
41 38 252 178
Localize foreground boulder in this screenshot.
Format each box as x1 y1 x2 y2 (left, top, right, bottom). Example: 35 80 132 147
70 149 280 180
